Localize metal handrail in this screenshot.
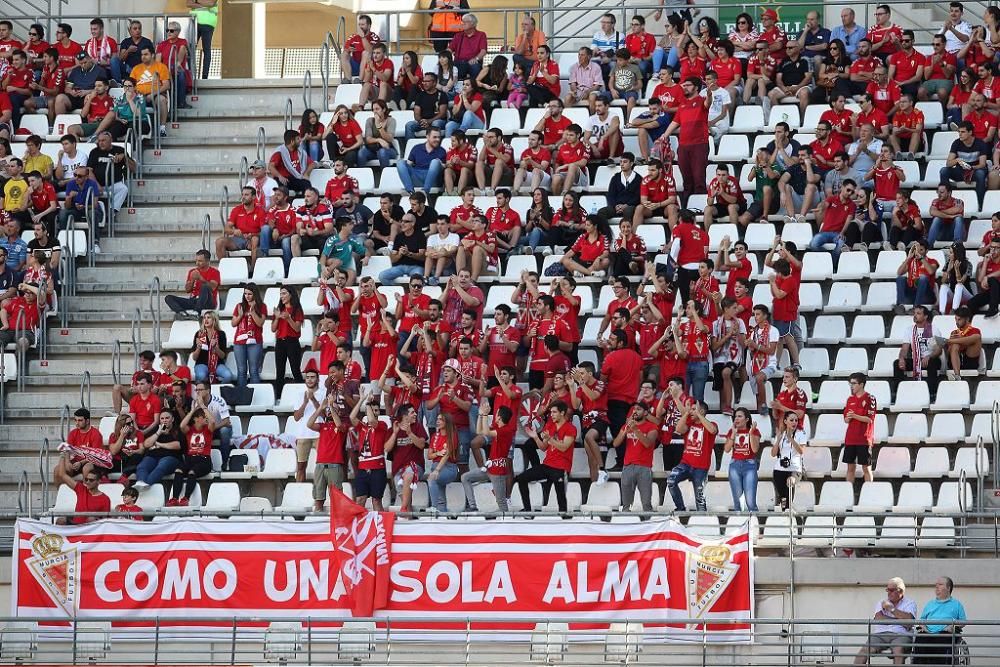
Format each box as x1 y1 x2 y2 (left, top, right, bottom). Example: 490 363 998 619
58 246 69 330
992 400 999 489
81 190 95 268
38 437 50 513
284 97 293 133
16 470 29 516
111 339 121 387
79 371 91 413
219 185 231 233
149 277 162 352
238 156 249 189
13 310 25 392
320 41 331 110
0 348 6 424
201 213 212 252
152 77 162 152
188 18 199 99
302 70 312 113
36 299 49 365
123 125 137 213
129 307 142 368
58 404 70 442
255 126 266 162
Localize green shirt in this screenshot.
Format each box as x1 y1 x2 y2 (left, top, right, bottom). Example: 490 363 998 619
321 235 365 269
753 164 782 201
191 3 219 28
113 94 147 123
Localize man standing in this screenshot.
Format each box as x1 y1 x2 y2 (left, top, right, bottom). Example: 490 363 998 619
843 372 877 484
613 401 659 512
666 400 718 511
893 305 943 402
600 328 643 446
661 77 711 206
397 127 446 194
853 577 917 666
165 249 219 316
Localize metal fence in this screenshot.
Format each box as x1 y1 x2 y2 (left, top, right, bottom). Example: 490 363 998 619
0 616 991 666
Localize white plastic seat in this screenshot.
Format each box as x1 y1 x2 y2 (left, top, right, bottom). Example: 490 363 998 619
799 515 836 547
239 384 277 414
825 282 863 312
917 517 956 548
809 315 846 345
743 223 777 251
581 482 622 513
831 348 868 377
704 481 732 511
873 250 905 279
275 482 313 513
799 348 831 377
780 223 813 249
877 516 917 548
218 257 249 285
258 448 296 479
810 413 846 447
932 380 971 411
934 482 973 513
951 447 989 478
833 251 870 280
164 320 198 350
891 381 930 412
759 515 797 547
801 252 833 281
895 482 934 512
972 380 1000 410
286 257 319 284
791 480 816 511
887 414 927 444
928 131 959 160
714 134 750 161
870 347 901 377
838 516 877 547
685 515 721 538
856 481 895 511
801 447 832 476
909 448 950 481
15 114 48 140
765 104 801 131
332 84 362 108
204 482 241 512
815 481 855 512
813 381 849 410
846 315 885 345
731 106 765 133
251 257 286 285
861 283 898 313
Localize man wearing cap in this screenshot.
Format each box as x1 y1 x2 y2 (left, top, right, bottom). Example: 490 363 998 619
247 159 278 209
759 9 787 64
53 50 107 115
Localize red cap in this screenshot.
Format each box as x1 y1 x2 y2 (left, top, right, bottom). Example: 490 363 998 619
303 358 320 374
761 8 778 20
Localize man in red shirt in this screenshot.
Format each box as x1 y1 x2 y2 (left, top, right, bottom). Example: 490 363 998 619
475 128 515 194
448 186 481 234
612 401 659 511
340 13 380 81
52 23 81 71
532 98 571 152
358 42 393 108
759 8 787 63
666 399 718 511
600 328 643 449
895 238 939 311
266 186 298 271
661 77 711 206
770 366 807 424
128 373 163 437
550 123 589 195
963 93 997 143
633 157 678 228
624 14 656 77
0 288 39 350
54 464 109 525
513 130 552 193
165 249 220 316
944 305 983 380
887 30 925 98
766 239 803 369
484 187 521 253
307 392 349 511
888 94 924 158
703 164 745 230
53 406 106 483
820 94 855 145
216 185 267 270
670 208 710 305
715 236 751 298
809 121 843 175
516 400 575 512
443 130 477 196
866 65 902 117
920 33 958 103
808 178 857 264
111 349 159 414
866 4 903 59
322 159 359 209
850 42 881 100
854 93 890 139
568 361 609 482
425 358 474 463
843 372 877 483
974 63 1000 114
526 294 571 390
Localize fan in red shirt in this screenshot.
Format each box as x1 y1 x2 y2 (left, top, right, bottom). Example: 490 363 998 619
758 9 787 62
709 41 742 93
633 157 679 228
890 191 927 250
515 400 575 512
612 401 660 510
448 186 482 235
526 295 571 388
550 124 590 195
965 93 998 143
529 53 561 99
820 96 855 145
0 290 40 347
855 96 890 138
217 186 266 270
767 242 803 368
771 366 808 423
666 400 718 511
651 71 684 110
886 34 925 95
364 311 399 382
515 131 552 191
865 146 905 206
54 407 107 482
325 105 364 163
323 160 359 209
679 42 709 81
690 259 722 324
560 216 609 276
865 67 902 115
813 182 858 238
342 14 381 77
54 464 109 525
624 16 656 64
866 12 903 58
534 99 572 150
53 27 81 71
843 372 878 482
715 237 752 298
672 209 710 304
358 43 394 106
444 133 478 203
600 328 644 443
974 64 1000 110
663 77 711 203
350 399 391 511
888 94 924 157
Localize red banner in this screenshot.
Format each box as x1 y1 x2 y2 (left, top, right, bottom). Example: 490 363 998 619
329 488 394 617
12 516 753 641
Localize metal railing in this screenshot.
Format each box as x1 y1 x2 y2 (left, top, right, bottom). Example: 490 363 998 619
992 400 1000 490
320 19 346 109
148 277 162 352
57 404 70 443
13 310 26 392
0 349 7 424
0 615 990 666
129 307 143 366
302 70 313 112
37 437 50 513
201 212 213 252
284 97 294 133
110 339 122 388
255 127 267 163
78 370 91 414
16 470 30 515
237 157 249 189
220 184 231 232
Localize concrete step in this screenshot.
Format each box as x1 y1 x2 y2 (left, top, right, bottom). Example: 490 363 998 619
99 235 206 254
0 423 63 442
21 373 115 387
46 327 168 346
63 293 161 314
76 265 192 284
168 118 289 138
92 252 194 265
184 94 298 111
8 388 113 410
76 281 185 294
119 206 218 225
141 163 242 176
30 357 116 376
132 175 242 196
4 407 106 419
129 192 236 205
0 457 39 474
143 145 266 164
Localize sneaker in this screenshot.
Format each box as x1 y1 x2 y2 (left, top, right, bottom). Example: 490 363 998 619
947 370 959 381
596 470 609 485
794 214 807 224
759 406 770 417
591 270 606 278
541 247 553 257
178 497 190 506
378 247 392 256
427 275 439 286
133 481 149 490
782 215 796 225
159 125 167 137
165 498 178 507
949 122 959 131
852 242 867 252
92 243 101 254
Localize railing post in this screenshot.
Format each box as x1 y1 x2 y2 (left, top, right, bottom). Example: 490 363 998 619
14 310 25 392
238 157 249 189
39 437 50 513
131 307 142 367
255 127 266 162
80 370 91 412
111 339 121 387
202 213 212 251
149 277 162 351
0 349 5 424
284 97 293 133
301 71 312 112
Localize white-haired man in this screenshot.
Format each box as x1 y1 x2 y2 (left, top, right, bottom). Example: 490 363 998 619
854 577 917 665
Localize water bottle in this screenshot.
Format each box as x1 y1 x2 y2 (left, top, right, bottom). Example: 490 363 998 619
589 201 597 216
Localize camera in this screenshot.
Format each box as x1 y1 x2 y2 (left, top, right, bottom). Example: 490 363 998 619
779 456 791 468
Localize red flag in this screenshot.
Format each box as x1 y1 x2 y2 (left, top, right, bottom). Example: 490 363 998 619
329 486 395 617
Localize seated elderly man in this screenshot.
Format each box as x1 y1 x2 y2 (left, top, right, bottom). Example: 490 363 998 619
853 577 917 666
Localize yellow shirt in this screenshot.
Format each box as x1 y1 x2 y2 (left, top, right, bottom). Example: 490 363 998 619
23 154 53 178
515 30 547 61
3 177 27 212
130 62 170 96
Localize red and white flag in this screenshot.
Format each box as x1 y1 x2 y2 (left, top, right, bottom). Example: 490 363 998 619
329 487 395 617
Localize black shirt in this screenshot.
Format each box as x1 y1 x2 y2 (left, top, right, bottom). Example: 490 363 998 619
334 204 374 236
394 230 427 266
411 89 449 121
87 146 128 186
27 238 59 262
409 205 439 237
372 204 405 247
0 268 15 294
118 36 155 70
777 57 810 88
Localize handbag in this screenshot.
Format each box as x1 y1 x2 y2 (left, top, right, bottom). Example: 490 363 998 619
220 385 253 407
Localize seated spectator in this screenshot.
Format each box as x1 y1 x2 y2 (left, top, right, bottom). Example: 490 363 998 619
112 20 153 83
889 189 925 250
476 129 514 194
965 93 997 144
298 108 325 163
58 166 102 243
866 65 902 118
164 249 219 316
928 183 966 246
678 41 708 85
887 30 925 99
21 23 48 72
442 129 476 195
920 33 958 102
66 78 114 141
474 54 507 110
333 193 373 248
778 145 819 223
549 123 589 195
625 15 656 78
0 284 38 351
30 48 65 125
809 178 857 264
216 185 267 270
726 12 759 74
97 77 149 140
396 127 445 195
822 152 853 198
597 152 640 221
378 212 426 284
812 39 852 106
424 215 459 285
895 238 938 311
703 164 743 229
341 14 380 82
565 46 604 114
633 157 678 228
738 148 781 227
744 39 777 106
456 215 496 280
526 45 561 108
847 123 882 186
943 306 983 381
319 217 364 285
357 99 397 167
5 50 35 125
767 42 812 115
265 185 296 270
484 188 520 252
609 218 645 277
156 20 192 109
888 94 924 159
269 129 315 195
369 192 402 252
939 242 975 315
53 463 109 524
512 15 545 72
856 93 891 140
709 40 742 105
405 73 449 141
133 410 183 490
87 130 134 226
25 172 57 234
84 18 116 76
940 121 989 209
357 43 393 110
513 130 561 194
436 49 461 96
797 10 831 69
129 46 170 137
558 214 608 278
20 135 52 183
448 14 487 80
864 145 904 213
946 68 975 127
913 577 967 666
321 105 362 167
607 47 643 119
246 159 278 209
893 305 943 402
26 220 61 273
968 238 1000 317
584 98 622 161
322 159 359 210
841 187 884 251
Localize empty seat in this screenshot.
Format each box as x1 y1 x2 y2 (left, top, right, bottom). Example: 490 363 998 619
888 414 928 444
811 413 847 447
972 380 1000 410
891 381 930 412
951 447 990 478
799 516 836 547
815 481 855 512
204 482 241 512
826 282 863 312
877 516 917 549
838 516 877 547
856 481 895 511
809 315 846 345
846 315 885 345
911 448 950 478
895 482 934 512
759 515 797 547
934 482 973 513
933 380 971 411
831 348 868 377
834 252 870 280
801 447 832 476
917 517 956 548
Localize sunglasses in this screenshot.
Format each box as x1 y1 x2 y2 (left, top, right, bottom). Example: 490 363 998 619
28 32 39 37
74 173 88 178
168 28 179 33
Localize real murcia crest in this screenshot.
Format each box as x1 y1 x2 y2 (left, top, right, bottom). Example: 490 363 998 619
686 544 737 619
26 533 78 616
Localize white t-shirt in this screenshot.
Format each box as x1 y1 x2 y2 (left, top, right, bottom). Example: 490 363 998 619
711 317 747 364
60 149 90 180
746 323 781 372
942 20 971 54
908 322 944 360
286 385 328 439
772 429 807 473
871 596 919 635
427 232 460 251
701 87 732 125
206 394 232 425
250 175 279 208
586 113 614 144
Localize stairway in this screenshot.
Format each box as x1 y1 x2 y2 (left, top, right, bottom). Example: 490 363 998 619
0 79 303 513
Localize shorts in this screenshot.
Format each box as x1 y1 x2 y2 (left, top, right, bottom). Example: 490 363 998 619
612 89 639 103
553 166 590 188
66 95 85 111
393 463 424 488
583 419 609 441
706 198 747 217
959 353 980 370
921 79 954 98
774 319 802 345
747 196 779 220
349 58 362 77
79 121 102 136
841 444 872 466
748 364 778 393
354 466 388 499
712 361 741 390
481 162 513 184
868 632 912 651
299 234 327 253
590 139 624 160
313 462 345 500
295 437 317 463
230 235 251 250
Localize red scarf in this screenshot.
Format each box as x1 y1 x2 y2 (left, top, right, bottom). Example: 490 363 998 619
749 322 771 375
197 328 219 381
910 321 933 379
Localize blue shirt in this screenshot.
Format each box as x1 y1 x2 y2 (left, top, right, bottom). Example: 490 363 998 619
830 24 866 57
802 27 832 51
409 143 446 170
65 178 100 210
0 236 27 271
920 597 966 634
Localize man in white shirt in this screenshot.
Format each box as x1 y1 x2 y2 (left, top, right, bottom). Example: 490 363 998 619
193 380 234 460
847 124 883 188
853 577 918 666
289 362 327 481
893 304 943 402
584 97 622 160
941 1 971 56
702 71 731 138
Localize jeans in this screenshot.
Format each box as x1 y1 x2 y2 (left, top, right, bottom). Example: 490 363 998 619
666 462 708 511
110 55 126 82
403 118 446 141
174 69 188 107
233 343 263 386
195 362 235 383
927 216 965 246
727 459 759 511
59 204 105 242
445 110 485 137
515 464 567 512
455 60 482 81
808 231 844 264
279 236 293 272
136 454 181 486
946 106 963 125
652 47 680 73
197 24 215 78
358 144 397 167
258 225 272 256
895 275 933 306
304 140 322 163
461 468 509 511
378 264 425 284
165 284 216 314
397 158 444 193
939 164 986 206
427 460 459 511
685 360 709 402
215 425 233 460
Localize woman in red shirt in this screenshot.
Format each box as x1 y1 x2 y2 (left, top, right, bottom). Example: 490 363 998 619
298 108 325 164
272 286 305 395
526 44 561 107
709 40 742 101
889 189 925 250
445 77 485 137
322 105 364 167
167 407 216 506
516 399 575 512
724 408 761 512
947 68 976 126
386 404 428 513
679 41 708 82
545 191 586 248
559 215 609 277
426 413 460 511
109 413 145 484
232 283 267 386
393 50 423 111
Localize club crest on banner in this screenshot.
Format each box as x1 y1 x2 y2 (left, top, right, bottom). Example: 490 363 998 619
26 532 78 616
686 543 738 619
334 511 390 588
